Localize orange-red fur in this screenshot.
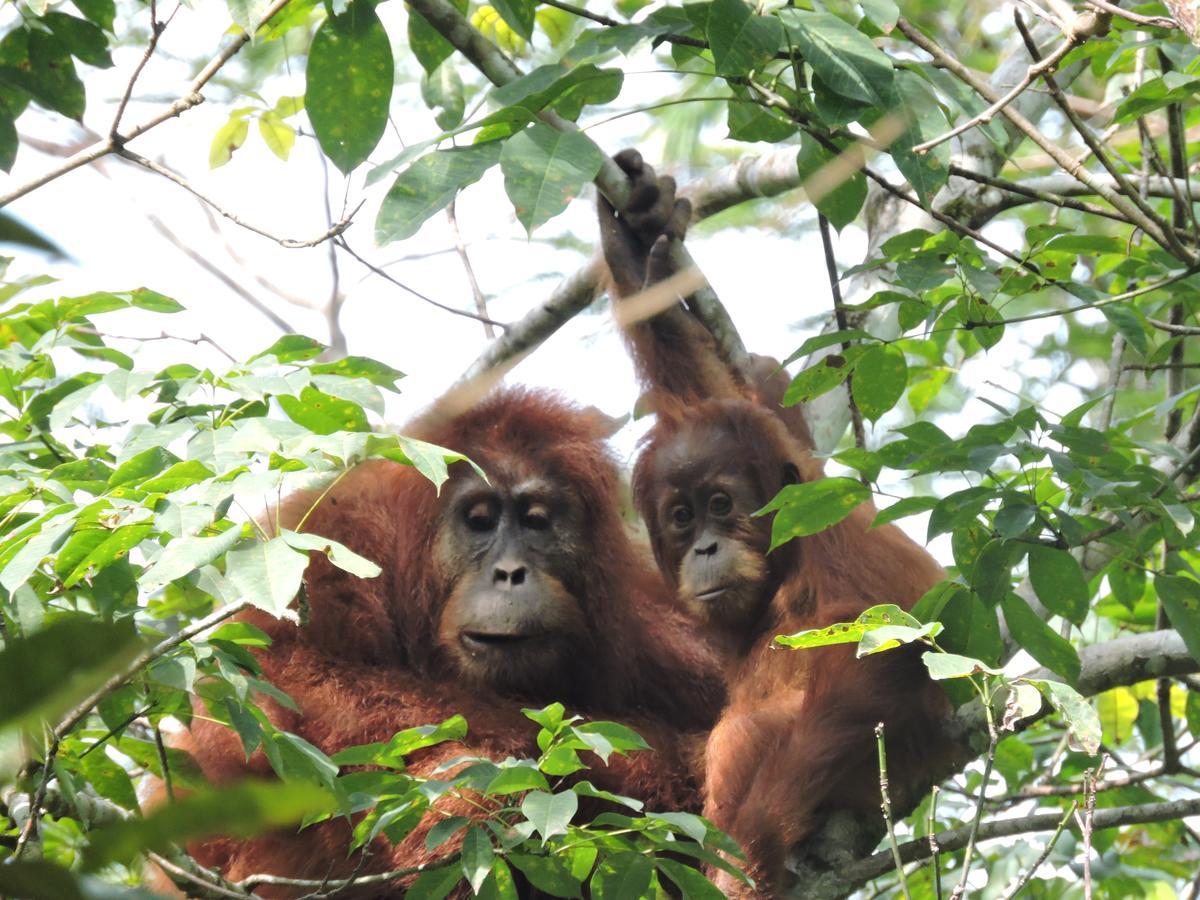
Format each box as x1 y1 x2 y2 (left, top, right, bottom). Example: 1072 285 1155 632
182 389 724 897
631 390 947 894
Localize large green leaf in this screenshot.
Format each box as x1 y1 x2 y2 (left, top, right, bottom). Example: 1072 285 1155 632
278 385 369 434
225 537 310 620
1027 545 1089 626
591 853 653 898
0 615 139 730
851 344 907 421
779 9 892 105
520 790 577 843
305 0 394 173
1156 574 1200 662
707 0 782 78
1000 592 1081 683
757 477 871 550
407 0 466 72
82 781 334 869
796 137 867 231
492 0 535 40
880 71 950 204
376 143 502 244
499 123 604 233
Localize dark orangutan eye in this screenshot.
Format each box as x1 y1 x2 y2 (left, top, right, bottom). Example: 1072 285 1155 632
465 501 497 532
708 492 733 517
671 504 694 528
522 502 551 531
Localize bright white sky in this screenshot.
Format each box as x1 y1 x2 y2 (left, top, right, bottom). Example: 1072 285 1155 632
2 1 1096 564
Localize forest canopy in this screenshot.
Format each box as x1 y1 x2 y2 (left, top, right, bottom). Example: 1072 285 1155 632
1 0 1200 897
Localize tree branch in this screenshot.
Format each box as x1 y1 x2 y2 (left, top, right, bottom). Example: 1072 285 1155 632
0 0 293 208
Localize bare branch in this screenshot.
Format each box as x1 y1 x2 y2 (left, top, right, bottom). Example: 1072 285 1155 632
446 199 495 340
335 238 508 331
913 29 1084 155
0 0 293 208
117 149 359 248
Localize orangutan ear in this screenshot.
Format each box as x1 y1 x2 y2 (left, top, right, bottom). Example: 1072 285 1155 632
782 462 802 486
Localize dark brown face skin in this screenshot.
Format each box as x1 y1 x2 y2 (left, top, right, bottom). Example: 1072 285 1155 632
435 467 593 696
651 422 799 630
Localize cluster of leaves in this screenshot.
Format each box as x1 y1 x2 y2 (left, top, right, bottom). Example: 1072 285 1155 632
0 273 737 896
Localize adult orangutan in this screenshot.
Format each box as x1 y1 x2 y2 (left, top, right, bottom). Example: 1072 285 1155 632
182 388 725 896
600 151 948 895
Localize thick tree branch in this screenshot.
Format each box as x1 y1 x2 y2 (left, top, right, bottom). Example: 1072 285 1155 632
405 0 747 373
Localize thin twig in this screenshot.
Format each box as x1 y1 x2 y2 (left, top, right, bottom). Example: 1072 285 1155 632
927 786 942 899
1075 756 1106 900
1084 0 1178 29
0 0 293 208
817 212 867 457
446 198 495 339
117 148 360 248
1147 317 1200 335
997 801 1077 899
896 16 1187 261
875 724 911 900
236 853 461 889
949 727 998 900
12 732 58 858
111 0 167 137
914 29 1083 155
335 238 507 330
154 723 176 804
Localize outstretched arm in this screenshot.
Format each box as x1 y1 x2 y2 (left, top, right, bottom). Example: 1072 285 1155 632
598 150 746 406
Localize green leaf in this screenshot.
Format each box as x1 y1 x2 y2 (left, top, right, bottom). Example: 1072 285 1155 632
796 137 867 231
227 0 269 32
592 853 653 898
1033 679 1100 754
657 859 726 899
851 344 907 420
0 615 139 730
492 0 535 40
225 537 310 620
71 0 116 31
407 0 467 72
1155 574 1200 662
757 477 870 550
0 31 86 119
376 143 502 244
0 109 18 172
520 790 577 843
208 621 272 646
380 435 481 492
779 9 893 104
421 63 465 130
209 110 250 168
258 110 296 161
1096 687 1138 745
462 826 495 894
305 0 394 173
280 529 382 578
706 0 782 78
1027 545 1090 626
499 123 604 233
139 459 216 493
872 495 937 527
1000 593 1081 683
82 781 334 870
776 603 924 648
109 446 178 487
485 764 551 795
130 287 185 313
478 859 519 900
921 651 1002 680
860 0 899 31
782 345 867 406
43 12 112 68
881 71 950 204
407 865 463 900
62 522 153 587
508 853 585 895
0 861 86 900
278 385 369 434
139 526 243 592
